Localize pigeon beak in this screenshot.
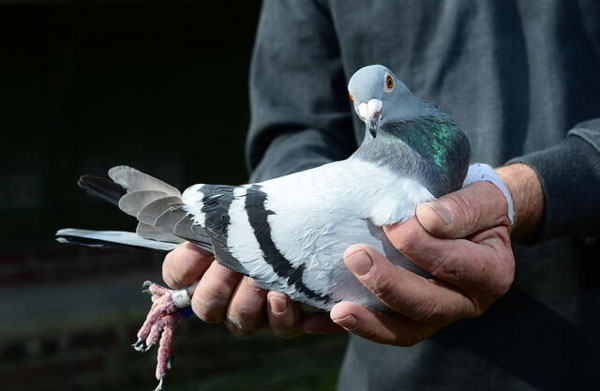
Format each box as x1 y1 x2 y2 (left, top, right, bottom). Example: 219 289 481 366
360 99 382 138
368 117 380 138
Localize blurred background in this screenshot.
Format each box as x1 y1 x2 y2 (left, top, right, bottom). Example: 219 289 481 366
0 0 346 389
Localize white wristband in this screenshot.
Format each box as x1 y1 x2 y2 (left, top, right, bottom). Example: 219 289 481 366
463 163 515 225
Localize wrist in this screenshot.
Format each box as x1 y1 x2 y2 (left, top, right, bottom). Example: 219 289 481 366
495 163 544 239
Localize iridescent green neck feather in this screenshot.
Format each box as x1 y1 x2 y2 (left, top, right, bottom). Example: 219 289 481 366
353 116 470 198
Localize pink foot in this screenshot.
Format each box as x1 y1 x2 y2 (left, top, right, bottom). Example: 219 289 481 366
133 281 195 391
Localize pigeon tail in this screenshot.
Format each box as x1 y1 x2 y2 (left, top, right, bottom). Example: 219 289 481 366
74 166 215 254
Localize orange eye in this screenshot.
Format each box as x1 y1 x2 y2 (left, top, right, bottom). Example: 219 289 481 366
385 75 394 90
348 91 354 101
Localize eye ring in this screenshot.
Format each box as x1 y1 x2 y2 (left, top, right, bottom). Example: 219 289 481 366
385 74 395 91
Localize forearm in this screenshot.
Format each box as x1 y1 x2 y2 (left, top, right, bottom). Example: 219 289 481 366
505 121 600 239
496 163 544 240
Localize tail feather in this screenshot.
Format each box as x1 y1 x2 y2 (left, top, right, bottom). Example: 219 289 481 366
61 165 216 255
136 196 183 225
136 223 186 245
56 228 178 252
108 166 180 197
154 206 188 232
78 175 126 206
118 190 169 217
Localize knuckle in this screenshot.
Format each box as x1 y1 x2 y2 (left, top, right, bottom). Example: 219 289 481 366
391 220 421 255
410 297 443 322
369 273 397 302
448 191 473 214
446 192 478 228
428 253 461 282
486 252 515 298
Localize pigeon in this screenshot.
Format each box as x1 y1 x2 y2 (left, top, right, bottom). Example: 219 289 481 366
56 65 514 390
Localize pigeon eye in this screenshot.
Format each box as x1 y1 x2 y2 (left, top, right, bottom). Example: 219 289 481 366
385 74 394 91
348 91 354 101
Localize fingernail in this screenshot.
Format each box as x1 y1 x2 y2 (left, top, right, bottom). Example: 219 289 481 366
270 296 288 315
332 314 357 330
345 250 372 276
427 202 453 225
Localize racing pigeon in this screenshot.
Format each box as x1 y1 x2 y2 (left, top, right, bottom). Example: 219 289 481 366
57 65 514 390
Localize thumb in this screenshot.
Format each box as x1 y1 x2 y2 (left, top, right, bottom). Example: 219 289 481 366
416 181 510 239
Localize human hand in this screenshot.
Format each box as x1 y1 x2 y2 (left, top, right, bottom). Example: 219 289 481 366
161 242 340 337
327 166 538 345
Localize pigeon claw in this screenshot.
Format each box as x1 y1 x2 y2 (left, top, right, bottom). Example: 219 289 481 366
132 338 146 352
144 343 155 353
142 280 153 294
153 376 164 391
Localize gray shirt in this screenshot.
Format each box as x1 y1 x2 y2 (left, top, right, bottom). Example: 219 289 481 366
246 1 600 389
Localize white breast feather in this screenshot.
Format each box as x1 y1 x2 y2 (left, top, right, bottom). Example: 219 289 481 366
253 158 434 308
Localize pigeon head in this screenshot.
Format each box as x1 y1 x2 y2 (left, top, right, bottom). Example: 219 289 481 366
349 65 471 197
348 65 430 138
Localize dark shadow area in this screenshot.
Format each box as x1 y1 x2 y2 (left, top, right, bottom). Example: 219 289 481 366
0 1 347 390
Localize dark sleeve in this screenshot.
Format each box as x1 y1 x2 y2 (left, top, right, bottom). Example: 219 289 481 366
508 119 600 239
245 0 356 183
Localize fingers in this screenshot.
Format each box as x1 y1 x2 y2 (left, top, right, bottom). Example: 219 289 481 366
225 277 268 336
266 291 302 338
191 262 242 323
415 181 510 239
162 242 214 289
266 292 343 337
382 219 513 294
330 302 441 346
343 244 477 321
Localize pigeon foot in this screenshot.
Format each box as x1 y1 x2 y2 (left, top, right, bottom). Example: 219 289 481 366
134 280 187 390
